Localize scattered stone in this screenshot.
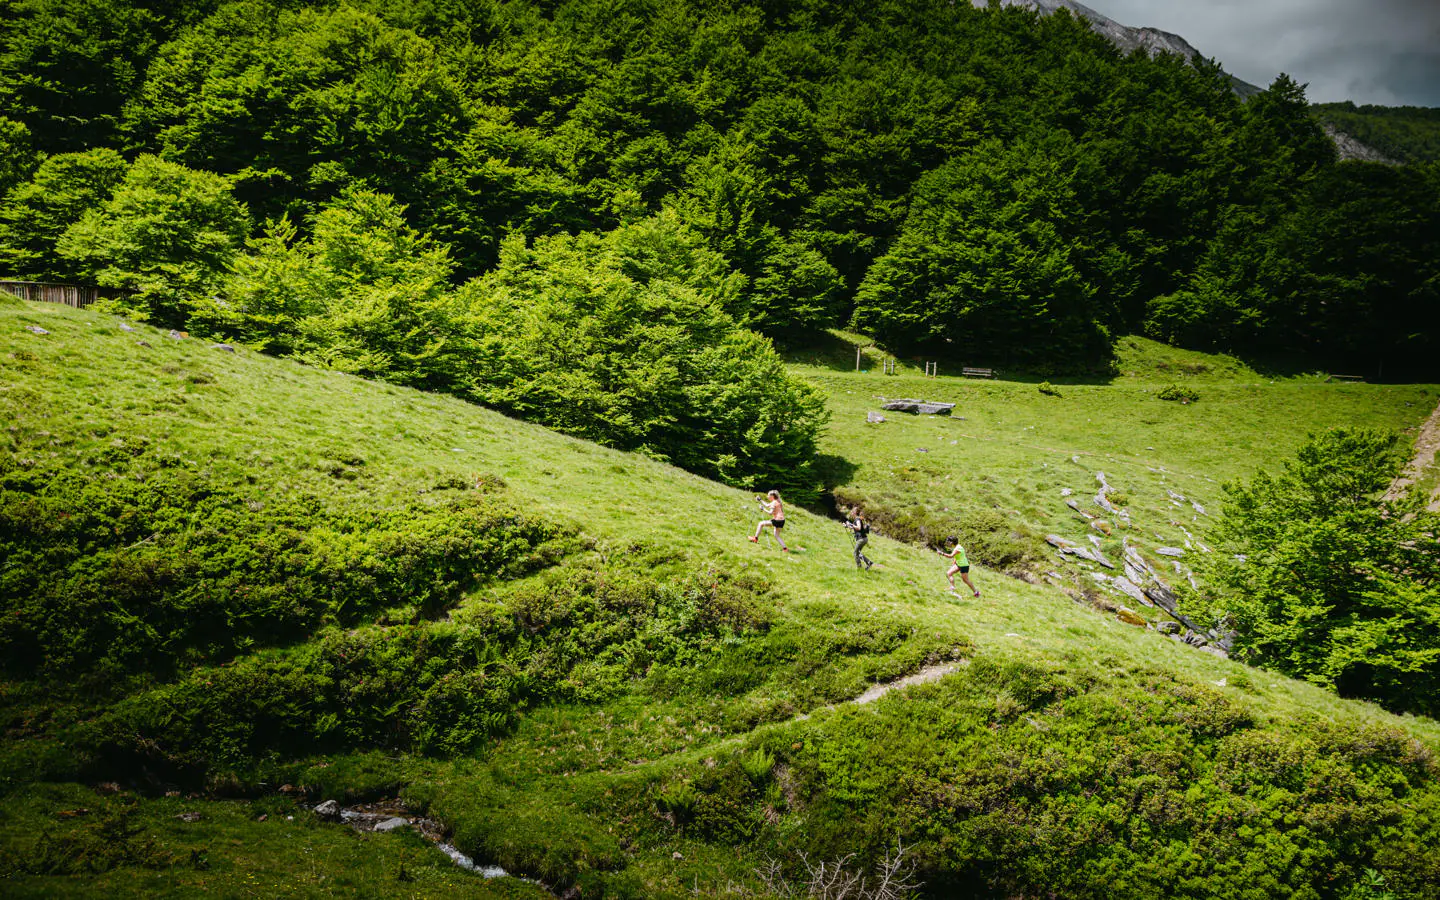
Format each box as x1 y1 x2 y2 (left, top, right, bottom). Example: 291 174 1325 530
1191 500 1207 515
1045 534 1115 568
916 447 929 452
672 851 684 860
1156 547 1185 557
1090 519 1112 536
1115 607 1147 627
1059 488 1073 497
865 411 886 424
314 800 341 820
212 343 236 353
96 782 121 794
136 340 151 347
167 330 186 340
881 398 954 415
1094 472 1131 525
1111 576 1150 606
279 784 296 794
1156 621 1182 635
23 325 49 335
257 814 268 822
118 321 135 332
176 812 202 823
1166 489 1186 502
373 817 410 833
1143 582 1210 637
1196 645 1230 659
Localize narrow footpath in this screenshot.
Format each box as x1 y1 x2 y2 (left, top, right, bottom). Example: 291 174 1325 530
1384 398 1440 511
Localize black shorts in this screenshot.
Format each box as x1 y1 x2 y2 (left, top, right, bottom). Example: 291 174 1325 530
958 565 970 573
772 518 785 529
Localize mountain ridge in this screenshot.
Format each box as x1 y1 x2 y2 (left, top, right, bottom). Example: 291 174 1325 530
973 0 1264 95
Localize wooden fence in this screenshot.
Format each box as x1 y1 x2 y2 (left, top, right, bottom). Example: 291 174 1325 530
0 280 102 308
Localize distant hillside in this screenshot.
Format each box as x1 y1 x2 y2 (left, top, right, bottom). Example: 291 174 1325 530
1313 102 1440 163
972 0 1264 95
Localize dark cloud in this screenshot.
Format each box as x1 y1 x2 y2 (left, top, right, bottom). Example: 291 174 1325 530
1093 0 1440 106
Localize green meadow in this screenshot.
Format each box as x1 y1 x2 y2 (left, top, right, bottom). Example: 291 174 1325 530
788 334 1438 588
4 298 1440 899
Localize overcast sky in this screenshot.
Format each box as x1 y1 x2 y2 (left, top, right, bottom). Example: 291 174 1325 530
1092 0 1440 107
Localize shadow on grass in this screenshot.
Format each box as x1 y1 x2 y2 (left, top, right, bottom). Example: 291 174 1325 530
801 453 860 518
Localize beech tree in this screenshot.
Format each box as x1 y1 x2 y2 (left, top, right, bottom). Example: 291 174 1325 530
1204 428 1440 716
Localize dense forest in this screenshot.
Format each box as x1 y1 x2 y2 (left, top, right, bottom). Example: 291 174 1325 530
1 0 1438 484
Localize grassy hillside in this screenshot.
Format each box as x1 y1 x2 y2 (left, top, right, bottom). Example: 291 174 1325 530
4 299 1440 899
791 332 1437 593
1312 102 1440 163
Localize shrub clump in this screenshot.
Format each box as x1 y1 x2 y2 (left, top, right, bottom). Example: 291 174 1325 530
73 562 775 777
0 463 555 683
1157 384 1199 403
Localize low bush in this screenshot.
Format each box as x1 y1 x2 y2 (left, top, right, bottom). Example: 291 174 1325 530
652 655 1440 900
73 561 776 779
1157 384 1199 403
0 462 555 683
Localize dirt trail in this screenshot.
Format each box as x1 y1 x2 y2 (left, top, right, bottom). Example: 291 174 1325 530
1384 399 1440 511
795 661 964 721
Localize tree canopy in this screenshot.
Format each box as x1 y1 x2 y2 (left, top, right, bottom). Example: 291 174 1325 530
0 0 1436 484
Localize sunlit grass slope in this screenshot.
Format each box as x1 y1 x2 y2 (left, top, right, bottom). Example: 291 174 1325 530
4 300 1440 899
792 332 1437 581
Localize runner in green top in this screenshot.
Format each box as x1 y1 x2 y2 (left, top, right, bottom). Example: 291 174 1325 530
938 538 980 597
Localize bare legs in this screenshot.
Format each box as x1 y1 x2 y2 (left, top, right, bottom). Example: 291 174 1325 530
751 520 788 550
946 565 979 596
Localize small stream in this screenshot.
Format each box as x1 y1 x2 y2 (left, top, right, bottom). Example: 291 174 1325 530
323 799 547 889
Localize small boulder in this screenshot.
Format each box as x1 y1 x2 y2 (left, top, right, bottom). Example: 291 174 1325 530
373 817 409 833
1156 547 1185 557
167 330 186 340
314 800 341 820
23 325 48 335
1115 607 1147 627
176 812 202 823
1156 621 1182 635
866 411 886 424
212 343 236 353
118 321 136 332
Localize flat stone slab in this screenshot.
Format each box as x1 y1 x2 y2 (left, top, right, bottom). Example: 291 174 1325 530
881 398 955 415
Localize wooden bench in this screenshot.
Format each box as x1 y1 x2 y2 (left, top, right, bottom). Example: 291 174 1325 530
961 367 996 378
